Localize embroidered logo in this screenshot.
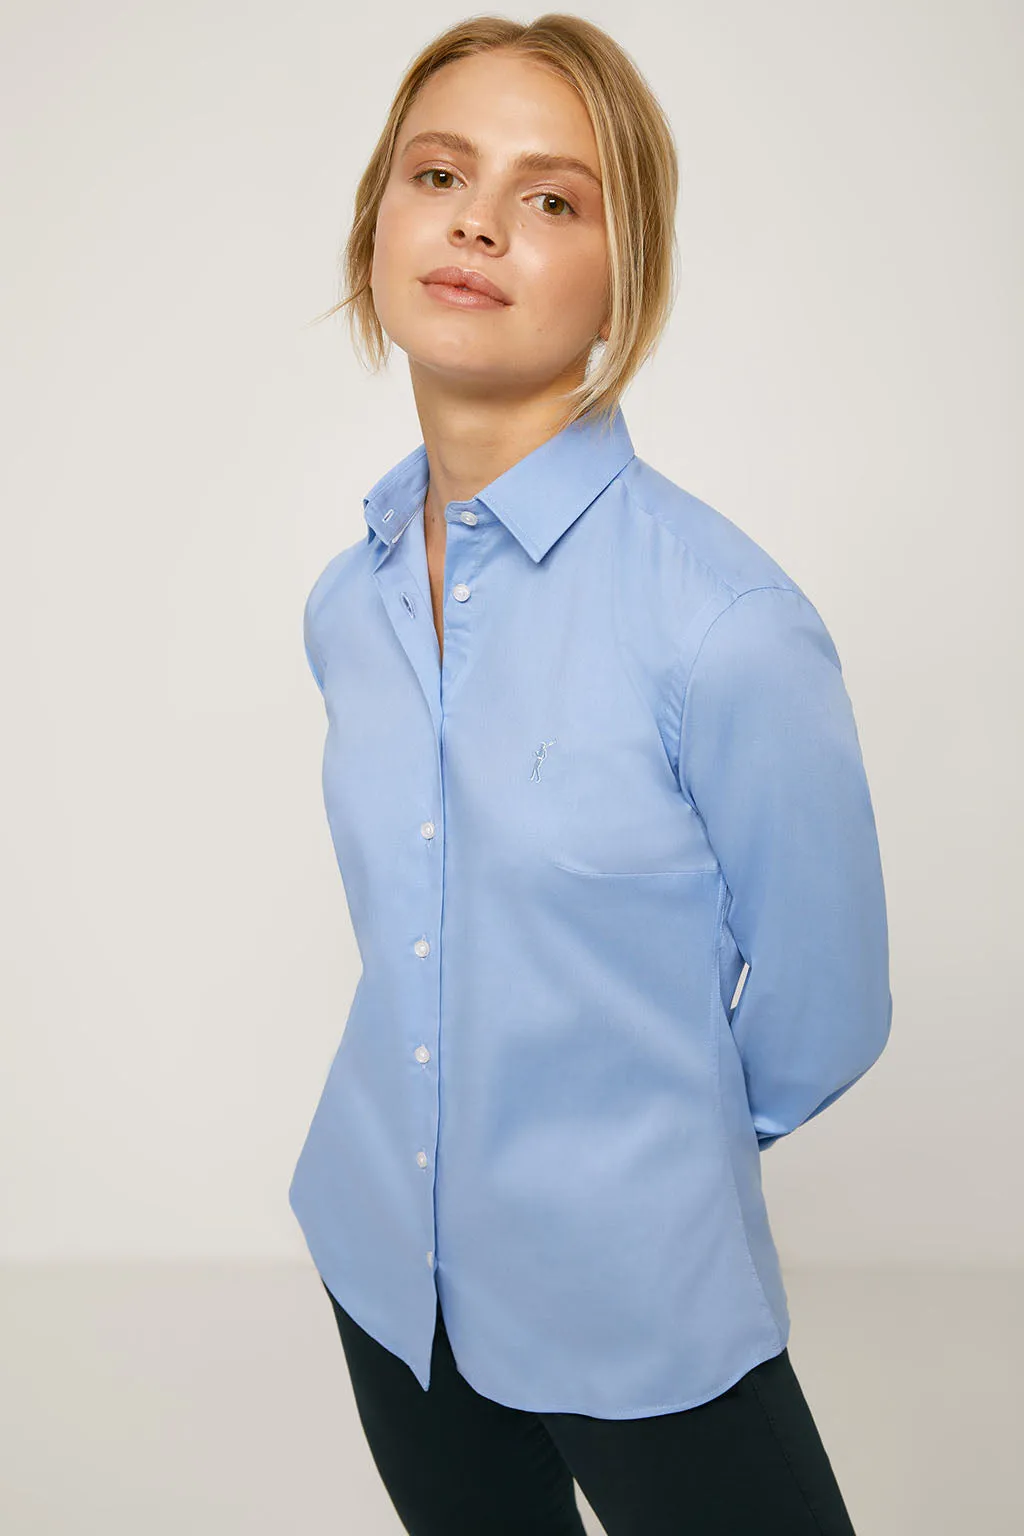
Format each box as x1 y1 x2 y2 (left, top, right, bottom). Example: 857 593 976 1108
529 738 556 782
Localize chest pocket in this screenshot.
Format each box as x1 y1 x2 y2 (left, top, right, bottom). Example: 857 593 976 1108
522 704 716 879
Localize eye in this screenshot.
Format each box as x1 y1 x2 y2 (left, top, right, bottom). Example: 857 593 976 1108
413 166 464 191
411 167 577 219
529 191 577 219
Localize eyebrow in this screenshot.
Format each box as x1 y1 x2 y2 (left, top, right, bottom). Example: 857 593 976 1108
398 130 602 193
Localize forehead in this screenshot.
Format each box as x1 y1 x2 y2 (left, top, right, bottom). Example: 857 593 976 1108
400 51 600 163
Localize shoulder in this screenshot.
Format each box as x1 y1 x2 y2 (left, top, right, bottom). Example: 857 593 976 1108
616 456 838 665
619 456 805 601
304 531 369 625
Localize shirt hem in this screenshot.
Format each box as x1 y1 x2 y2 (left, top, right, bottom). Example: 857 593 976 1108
451 1331 791 1420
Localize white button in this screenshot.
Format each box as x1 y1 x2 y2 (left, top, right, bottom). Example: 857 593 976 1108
451 583 470 602
459 510 478 525
414 1045 430 1063
426 1250 434 1267
416 1150 428 1168
420 821 435 839
414 938 430 957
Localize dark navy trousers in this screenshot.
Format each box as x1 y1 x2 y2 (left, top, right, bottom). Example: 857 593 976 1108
321 1278 858 1535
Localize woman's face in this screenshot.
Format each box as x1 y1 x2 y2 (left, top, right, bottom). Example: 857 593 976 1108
370 50 610 406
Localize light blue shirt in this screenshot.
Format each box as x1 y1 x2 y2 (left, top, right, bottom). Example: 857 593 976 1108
289 402 892 1418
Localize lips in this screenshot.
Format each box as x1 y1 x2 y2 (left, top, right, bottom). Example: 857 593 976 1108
420 266 511 305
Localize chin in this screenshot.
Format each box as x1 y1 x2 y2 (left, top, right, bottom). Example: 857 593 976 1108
406 326 510 371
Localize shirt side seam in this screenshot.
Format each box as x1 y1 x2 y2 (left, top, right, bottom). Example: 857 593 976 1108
709 870 785 1347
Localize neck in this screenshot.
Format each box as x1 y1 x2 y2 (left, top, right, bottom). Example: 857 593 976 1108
409 367 585 527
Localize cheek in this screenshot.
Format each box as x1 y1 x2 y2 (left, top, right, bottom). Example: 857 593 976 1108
375 191 428 260
372 200 405 269
528 238 607 332
370 205 421 316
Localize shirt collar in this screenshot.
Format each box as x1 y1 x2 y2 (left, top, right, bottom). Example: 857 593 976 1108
362 403 635 566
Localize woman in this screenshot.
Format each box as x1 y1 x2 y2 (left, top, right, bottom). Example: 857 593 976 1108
290 13 891 1535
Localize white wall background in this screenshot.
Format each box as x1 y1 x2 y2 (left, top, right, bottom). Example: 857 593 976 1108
2 0 1021 1276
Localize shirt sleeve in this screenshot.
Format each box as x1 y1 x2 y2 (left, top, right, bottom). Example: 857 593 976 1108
677 584 892 1151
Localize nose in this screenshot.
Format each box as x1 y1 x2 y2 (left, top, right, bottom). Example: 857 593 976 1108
448 192 506 251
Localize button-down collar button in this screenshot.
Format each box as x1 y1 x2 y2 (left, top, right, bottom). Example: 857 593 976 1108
420 821 435 839
413 938 430 957
451 582 470 602
414 1045 430 1063
459 510 478 525
416 1150 428 1168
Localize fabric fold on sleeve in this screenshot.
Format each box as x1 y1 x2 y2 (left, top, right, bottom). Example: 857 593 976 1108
303 581 327 695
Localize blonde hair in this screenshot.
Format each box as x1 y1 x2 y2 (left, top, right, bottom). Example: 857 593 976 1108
312 13 679 429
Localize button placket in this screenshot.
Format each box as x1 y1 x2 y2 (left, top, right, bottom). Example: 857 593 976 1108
415 806 439 1266
410 507 484 1287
